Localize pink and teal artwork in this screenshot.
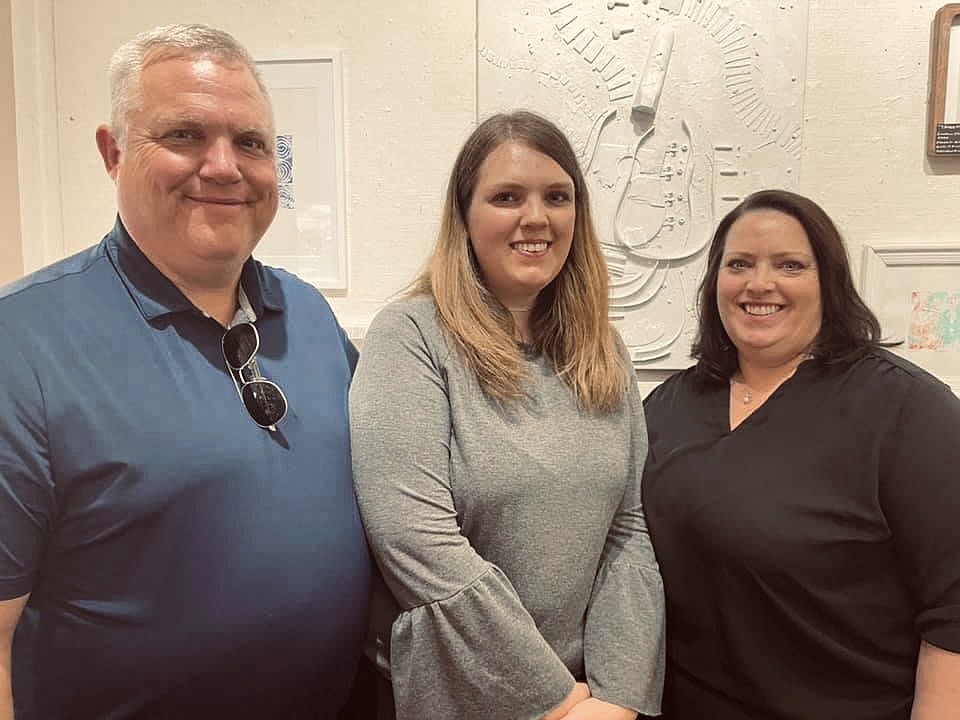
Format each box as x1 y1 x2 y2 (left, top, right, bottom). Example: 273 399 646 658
909 290 960 350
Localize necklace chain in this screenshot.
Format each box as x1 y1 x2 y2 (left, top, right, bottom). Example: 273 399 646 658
732 354 813 405
732 379 760 405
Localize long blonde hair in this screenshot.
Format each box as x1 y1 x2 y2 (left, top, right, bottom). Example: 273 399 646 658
411 110 629 414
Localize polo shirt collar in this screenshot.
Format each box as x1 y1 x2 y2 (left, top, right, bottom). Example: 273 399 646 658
104 217 285 321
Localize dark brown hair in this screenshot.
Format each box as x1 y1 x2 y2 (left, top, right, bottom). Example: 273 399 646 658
691 189 881 384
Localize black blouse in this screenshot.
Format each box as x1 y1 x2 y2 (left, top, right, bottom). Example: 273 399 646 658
642 349 960 720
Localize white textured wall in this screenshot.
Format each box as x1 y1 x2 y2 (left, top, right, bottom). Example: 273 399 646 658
800 1 960 254
32 0 477 331
0 0 23 283
798 1 960 394
10 1 960 383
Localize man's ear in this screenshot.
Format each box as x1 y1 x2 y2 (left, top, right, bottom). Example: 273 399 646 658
96 124 121 180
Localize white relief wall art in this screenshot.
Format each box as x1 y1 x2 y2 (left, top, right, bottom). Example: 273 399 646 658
256 56 347 290
861 244 960 392
479 0 809 369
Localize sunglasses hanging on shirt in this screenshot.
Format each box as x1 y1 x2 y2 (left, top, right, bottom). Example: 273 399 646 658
221 322 288 431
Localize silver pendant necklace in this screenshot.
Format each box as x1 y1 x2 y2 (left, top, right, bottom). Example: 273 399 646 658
731 379 755 404
732 353 813 405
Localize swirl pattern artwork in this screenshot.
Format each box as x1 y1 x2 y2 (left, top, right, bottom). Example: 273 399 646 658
276 133 295 210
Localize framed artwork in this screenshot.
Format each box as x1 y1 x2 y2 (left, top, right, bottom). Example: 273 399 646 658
861 243 960 391
255 55 347 290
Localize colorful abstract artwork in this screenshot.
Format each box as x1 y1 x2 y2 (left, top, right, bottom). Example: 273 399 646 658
909 290 960 350
276 134 295 210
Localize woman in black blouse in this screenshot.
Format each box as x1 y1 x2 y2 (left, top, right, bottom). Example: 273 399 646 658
642 189 960 719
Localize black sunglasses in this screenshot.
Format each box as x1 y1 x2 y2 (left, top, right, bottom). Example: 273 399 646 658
221 322 288 431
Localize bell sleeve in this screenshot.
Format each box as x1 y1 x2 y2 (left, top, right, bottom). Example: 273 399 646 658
583 376 665 715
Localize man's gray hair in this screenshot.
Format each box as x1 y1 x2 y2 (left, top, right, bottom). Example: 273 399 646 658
108 23 271 146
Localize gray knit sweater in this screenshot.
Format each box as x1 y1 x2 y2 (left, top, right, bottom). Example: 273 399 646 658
350 295 664 720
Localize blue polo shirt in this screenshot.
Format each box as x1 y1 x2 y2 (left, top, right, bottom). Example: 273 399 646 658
0 220 370 719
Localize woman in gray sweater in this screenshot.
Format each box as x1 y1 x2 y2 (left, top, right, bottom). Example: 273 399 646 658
349 110 665 720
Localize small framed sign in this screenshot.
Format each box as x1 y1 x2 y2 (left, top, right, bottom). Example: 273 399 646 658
927 4 960 156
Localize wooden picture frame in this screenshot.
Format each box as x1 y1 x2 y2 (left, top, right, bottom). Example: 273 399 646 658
927 3 960 156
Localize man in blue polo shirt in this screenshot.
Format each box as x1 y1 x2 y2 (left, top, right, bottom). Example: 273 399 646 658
0 24 369 719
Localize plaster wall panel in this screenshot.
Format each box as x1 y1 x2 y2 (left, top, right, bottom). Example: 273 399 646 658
479 0 809 369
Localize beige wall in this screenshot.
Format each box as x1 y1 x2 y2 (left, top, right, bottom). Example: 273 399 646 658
0 0 23 284
16 3 960 314
8 1 960 388
25 0 476 333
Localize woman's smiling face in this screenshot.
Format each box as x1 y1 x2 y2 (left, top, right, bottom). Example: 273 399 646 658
717 209 822 366
465 140 575 311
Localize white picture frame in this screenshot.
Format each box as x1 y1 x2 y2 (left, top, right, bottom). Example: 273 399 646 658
255 54 348 290
860 243 960 393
